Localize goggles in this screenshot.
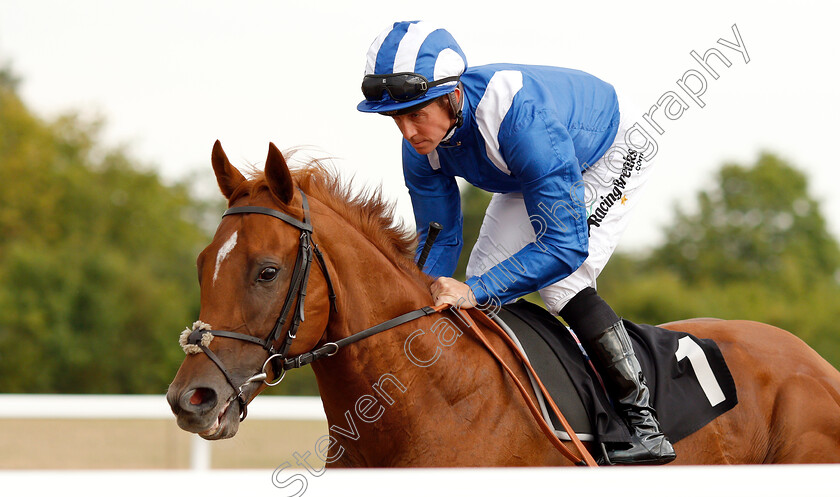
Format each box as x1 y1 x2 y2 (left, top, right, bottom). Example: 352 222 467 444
362 72 459 103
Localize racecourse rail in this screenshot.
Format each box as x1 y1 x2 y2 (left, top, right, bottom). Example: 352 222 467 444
0 394 836 497
0 394 326 470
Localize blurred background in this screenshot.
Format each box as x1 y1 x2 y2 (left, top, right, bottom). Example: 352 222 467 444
1 0 838 470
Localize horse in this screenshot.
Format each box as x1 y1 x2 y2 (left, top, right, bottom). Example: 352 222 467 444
166 141 840 466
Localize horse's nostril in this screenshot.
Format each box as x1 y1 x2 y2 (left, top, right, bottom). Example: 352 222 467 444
190 389 207 406
183 387 217 412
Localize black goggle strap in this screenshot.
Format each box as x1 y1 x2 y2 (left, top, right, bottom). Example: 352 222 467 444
364 73 460 102
426 75 459 89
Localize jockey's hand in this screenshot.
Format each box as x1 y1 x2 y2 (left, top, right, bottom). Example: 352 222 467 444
430 277 476 309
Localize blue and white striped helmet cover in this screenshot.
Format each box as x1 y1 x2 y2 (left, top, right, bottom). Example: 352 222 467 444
357 21 467 113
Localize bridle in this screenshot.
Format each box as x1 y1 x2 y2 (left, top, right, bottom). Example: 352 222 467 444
184 189 337 421
184 189 437 421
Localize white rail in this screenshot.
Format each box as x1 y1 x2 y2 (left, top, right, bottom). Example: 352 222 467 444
0 394 326 419
2 394 837 495
0 394 325 470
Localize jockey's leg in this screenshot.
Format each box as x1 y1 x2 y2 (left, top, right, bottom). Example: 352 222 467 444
558 286 676 465
540 94 674 464
467 190 676 464
465 192 532 281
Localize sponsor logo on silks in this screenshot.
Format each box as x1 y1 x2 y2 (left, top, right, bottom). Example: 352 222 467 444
587 150 643 230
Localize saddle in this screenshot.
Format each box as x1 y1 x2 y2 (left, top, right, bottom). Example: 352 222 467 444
495 300 738 445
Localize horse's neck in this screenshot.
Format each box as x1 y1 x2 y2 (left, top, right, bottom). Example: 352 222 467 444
313 203 432 336
308 212 552 465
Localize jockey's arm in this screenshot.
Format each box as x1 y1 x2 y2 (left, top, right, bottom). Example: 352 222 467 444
402 141 463 279
464 110 589 307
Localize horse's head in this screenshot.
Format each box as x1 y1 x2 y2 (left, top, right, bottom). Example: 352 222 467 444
166 141 333 440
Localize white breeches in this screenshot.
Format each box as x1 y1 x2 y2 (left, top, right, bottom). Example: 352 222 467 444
465 98 657 314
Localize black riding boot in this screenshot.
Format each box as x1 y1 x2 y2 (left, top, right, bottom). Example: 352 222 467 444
559 287 676 465
586 320 676 465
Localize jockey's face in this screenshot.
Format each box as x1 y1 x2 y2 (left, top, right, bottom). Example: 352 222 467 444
391 91 458 156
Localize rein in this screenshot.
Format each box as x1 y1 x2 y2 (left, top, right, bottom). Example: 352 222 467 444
450 306 598 467
182 190 596 466
282 306 439 370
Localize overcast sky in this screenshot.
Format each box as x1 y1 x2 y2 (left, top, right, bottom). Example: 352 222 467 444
1 0 838 251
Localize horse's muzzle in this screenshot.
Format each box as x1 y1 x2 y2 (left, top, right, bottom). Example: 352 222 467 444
166 381 242 439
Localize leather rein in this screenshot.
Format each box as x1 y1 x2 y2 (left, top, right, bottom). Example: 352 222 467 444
183 189 596 466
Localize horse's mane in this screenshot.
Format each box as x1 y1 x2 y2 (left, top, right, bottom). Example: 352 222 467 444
233 155 420 274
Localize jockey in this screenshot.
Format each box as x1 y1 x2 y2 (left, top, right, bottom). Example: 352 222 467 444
357 21 675 465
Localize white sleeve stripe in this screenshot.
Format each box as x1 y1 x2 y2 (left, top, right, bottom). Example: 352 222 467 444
393 22 439 73
475 70 523 176
427 150 441 170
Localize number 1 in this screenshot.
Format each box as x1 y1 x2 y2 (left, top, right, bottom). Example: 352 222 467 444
675 336 726 407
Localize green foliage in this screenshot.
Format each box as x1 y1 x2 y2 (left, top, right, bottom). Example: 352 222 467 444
653 153 840 286
268 367 319 396
0 69 323 396
0 62 20 91
599 153 840 369
452 183 492 280
0 70 212 393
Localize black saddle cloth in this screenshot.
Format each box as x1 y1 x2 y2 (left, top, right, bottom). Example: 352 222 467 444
496 300 738 444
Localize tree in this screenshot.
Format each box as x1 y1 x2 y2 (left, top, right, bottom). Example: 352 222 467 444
652 153 840 286
0 68 214 393
599 153 840 368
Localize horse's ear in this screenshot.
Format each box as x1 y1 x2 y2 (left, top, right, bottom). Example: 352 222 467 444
265 142 294 205
211 140 247 200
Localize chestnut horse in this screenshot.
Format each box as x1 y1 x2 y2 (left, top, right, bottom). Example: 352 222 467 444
167 141 840 466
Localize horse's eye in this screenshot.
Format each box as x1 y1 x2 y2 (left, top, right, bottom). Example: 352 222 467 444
258 267 278 282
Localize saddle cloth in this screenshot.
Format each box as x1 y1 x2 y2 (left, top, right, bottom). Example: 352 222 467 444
495 300 738 444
